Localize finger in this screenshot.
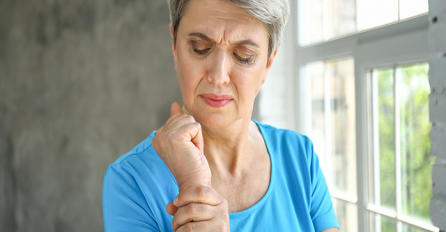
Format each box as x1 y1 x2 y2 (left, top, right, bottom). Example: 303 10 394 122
175 221 208 232
164 104 187 127
171 203 214 231
174 185 223 208
153 114 190 150
174 121 202 145
170 119 203 152
175 219 229 232
190 122 204 152
166 202 178 216
164 113 190 131
171 102 184 116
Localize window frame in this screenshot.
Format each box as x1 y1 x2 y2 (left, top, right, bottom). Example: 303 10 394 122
287 1 433 231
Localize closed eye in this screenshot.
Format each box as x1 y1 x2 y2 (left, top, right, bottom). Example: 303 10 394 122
194 48 211 55
233 53 253 64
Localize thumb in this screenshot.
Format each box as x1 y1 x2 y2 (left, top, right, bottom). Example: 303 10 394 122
170 102 183 116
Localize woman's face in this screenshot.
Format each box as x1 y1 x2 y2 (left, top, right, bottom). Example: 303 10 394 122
171 0 277 128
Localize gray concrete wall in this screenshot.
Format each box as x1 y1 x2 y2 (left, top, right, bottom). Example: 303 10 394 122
0 0 182 231
429 0 446 230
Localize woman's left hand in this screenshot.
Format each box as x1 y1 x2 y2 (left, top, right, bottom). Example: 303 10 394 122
166 185 230 232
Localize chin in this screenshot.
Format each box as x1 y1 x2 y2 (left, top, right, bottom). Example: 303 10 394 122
195 112 229 128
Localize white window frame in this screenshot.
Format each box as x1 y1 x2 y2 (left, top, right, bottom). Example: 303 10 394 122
265 1 434 231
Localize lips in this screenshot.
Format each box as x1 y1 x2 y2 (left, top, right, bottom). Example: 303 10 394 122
200 94 233 108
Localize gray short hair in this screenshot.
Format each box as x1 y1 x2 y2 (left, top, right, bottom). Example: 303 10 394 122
167 0 290 59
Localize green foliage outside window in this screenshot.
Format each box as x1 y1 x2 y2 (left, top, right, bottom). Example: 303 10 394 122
376 63 435 232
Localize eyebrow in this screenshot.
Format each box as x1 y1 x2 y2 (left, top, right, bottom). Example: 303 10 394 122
188 32 260 48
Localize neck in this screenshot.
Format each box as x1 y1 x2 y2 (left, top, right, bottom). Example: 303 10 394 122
201 117 258 177
156 105 262 177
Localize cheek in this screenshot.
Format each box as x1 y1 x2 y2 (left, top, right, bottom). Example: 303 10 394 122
232 68 264 103
176 51 205 98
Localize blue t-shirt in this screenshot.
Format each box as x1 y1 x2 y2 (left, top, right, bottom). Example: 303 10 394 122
102 121 340 232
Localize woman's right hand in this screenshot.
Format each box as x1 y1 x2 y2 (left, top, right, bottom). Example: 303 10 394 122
152 102 212 192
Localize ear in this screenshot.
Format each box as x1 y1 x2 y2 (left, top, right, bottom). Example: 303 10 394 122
169 23 174 38
169 23 177 70
262 47 279 85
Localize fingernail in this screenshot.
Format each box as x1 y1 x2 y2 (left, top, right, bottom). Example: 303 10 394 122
173 197 178 206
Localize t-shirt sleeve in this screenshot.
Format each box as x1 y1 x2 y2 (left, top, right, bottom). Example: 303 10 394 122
307 138 341 232
102 163 160 232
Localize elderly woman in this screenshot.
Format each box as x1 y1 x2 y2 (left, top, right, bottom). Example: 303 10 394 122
102 0 340 231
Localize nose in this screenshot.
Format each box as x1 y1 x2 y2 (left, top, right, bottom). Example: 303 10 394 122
207 49 230 86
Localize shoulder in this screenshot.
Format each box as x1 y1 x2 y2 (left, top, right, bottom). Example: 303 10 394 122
113 131 158 166
104 131 177 195
111 131 172 173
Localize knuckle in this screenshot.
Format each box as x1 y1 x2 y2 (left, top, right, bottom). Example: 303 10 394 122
202 203 211 212
195 122 201 128
171 220 179 231
178 114 188 120
185 223 195 232
221 198 228 207
187 203 197 215
186 115 195 123
218 217 229 232
196 186 209 198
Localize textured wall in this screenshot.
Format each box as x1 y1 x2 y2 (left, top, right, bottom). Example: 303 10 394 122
0 0 182 231
429 0 446 230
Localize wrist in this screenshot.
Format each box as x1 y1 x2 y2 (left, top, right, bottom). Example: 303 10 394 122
178 181 212 193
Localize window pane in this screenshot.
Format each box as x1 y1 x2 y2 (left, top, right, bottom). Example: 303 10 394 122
298 0 429 46
303 58 356 198
333 198 358 232
397 63 434 223
298 0 324 45
357 0 399 30
299 0 356 46
308 61 326 171
375 68 396 211
368 63 438 232
369 212 397 232
327 0 357 40
327 59 357 196
400 0 428 19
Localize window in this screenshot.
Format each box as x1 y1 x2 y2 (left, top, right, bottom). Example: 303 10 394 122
298 0 429 46
258 0 437 231
300 58 358 231
366 63 436 232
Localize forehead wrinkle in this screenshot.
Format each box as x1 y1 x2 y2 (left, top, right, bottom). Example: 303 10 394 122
180 0 268 50
188 20 257 47
204 4 260 26
200 15 262 46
